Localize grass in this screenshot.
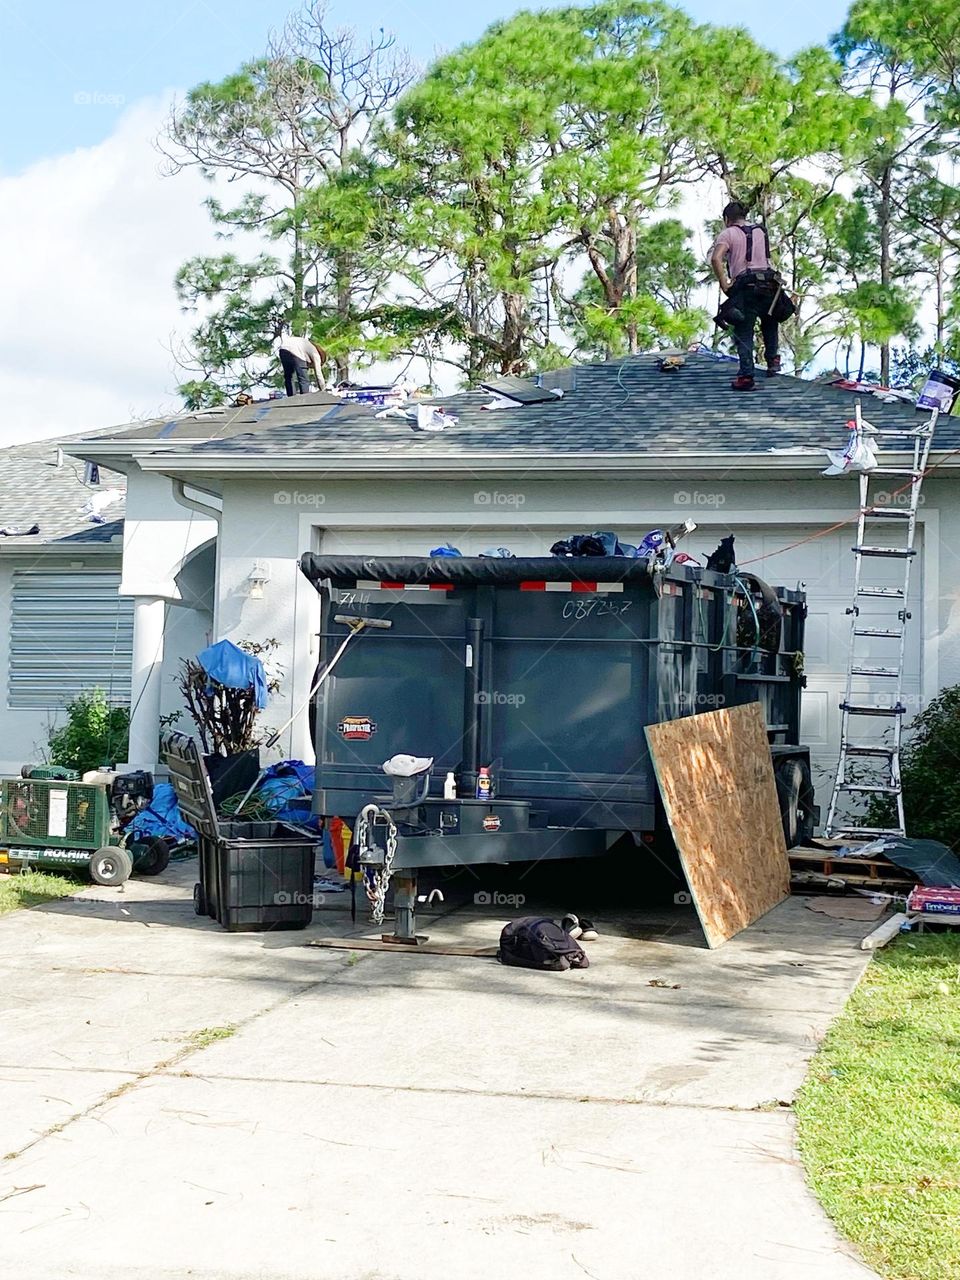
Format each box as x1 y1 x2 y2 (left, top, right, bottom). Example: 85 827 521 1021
187 1025 238 1050
0 868 79 915
796 931 960 1280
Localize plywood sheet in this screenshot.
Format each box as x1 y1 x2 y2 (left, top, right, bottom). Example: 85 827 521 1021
645 702 789 948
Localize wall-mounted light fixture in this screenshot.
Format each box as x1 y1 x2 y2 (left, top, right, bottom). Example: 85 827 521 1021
247 560 271 599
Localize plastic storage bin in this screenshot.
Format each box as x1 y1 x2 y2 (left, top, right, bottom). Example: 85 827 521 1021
160 732 318 933
214 820 314 932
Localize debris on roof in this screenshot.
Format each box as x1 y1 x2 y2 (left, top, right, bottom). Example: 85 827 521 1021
478 377 564 405
0 434 126 548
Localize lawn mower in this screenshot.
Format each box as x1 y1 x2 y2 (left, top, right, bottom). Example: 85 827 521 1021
0 768 172 886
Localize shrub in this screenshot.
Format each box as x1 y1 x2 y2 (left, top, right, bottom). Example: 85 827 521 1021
48 689 130 775
866 684 960 845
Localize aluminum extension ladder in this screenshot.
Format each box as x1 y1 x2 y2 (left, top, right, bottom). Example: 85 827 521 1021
824 402 939 839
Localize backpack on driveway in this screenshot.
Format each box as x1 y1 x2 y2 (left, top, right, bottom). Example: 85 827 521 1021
497 917 589 971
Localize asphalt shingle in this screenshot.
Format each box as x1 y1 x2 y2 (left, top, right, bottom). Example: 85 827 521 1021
0 435 125 548
75 352 956 463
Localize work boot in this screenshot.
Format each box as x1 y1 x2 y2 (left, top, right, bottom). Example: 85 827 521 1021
766 357 782 378
731 375 756 391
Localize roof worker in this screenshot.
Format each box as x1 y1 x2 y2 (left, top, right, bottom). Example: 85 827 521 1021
711 201 792 392
277 332 326 396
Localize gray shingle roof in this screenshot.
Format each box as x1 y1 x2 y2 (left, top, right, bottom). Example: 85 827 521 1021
0 434 125 549
77 352 954 463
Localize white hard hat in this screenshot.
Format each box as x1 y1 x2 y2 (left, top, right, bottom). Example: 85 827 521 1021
381 754 434 777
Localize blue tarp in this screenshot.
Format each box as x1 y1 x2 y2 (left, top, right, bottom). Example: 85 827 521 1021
256 760 321 832
128 782 197 843
196 639 268 709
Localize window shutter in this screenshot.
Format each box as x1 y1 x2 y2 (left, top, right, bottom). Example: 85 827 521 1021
9 570 134 709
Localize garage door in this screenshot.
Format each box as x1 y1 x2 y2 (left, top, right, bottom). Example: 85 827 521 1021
693 524 924 815
318 522 925 820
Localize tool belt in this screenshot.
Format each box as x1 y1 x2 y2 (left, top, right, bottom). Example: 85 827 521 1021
731 268 780 294
722 269 796 324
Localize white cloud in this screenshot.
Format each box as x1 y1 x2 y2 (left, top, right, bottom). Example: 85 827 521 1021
0 95 221 445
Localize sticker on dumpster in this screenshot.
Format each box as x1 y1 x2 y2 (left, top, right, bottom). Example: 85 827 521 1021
483 814 501 832
338 716 377 741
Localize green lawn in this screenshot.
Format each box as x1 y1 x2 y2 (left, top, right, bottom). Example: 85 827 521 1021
796 932 960 1280
0 869 80 915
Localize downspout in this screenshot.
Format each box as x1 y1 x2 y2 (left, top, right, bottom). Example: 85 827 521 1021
171 478 223 524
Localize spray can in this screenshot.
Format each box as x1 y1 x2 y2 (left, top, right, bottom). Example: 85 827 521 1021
476 767 491 800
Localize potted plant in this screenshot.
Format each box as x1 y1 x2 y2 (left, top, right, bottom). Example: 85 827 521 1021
175 639 283 808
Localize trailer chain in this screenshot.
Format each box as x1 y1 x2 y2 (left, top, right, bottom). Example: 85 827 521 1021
355 804 398 927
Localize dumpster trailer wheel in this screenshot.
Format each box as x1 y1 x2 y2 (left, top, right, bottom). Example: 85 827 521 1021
193 882 206 916
131 836 171 877
776 758 815 850
89 847 133 887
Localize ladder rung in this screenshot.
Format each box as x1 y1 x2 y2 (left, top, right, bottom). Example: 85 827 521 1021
828 826 906 839
854 545 916 558
839 783 900 795
870 468 923 478
857 586 905 598
868 427 934 438
851 665 900 678
853 628 902 638
844 745 895 757
861 507 912 519
841 702 906 717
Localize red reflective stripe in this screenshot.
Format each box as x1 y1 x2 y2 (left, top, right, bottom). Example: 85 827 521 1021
570 581 597 592
429 583 455 591
380 581 405 590
520 581 546 591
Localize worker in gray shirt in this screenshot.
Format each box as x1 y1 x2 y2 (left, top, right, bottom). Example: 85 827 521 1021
278 333 326 396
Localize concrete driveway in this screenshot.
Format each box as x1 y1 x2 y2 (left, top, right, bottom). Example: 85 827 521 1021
0 860 878 1280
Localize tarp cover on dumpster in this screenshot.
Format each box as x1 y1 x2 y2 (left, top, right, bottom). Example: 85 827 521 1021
299 553 668 588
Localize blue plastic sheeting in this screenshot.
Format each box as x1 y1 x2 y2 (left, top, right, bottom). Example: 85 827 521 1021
128 782 196 842
196 639 268 709
257 760 320 831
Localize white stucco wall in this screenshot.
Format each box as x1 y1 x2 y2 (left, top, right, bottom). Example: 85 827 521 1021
207 472 955 803
118 471 218 767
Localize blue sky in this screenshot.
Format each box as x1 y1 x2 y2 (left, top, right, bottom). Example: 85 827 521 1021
2 0 850 173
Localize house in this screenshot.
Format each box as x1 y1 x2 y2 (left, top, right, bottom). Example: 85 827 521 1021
0 435 129 774
65 352 960 815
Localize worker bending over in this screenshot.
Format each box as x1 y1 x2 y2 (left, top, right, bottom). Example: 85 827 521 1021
711 201 791 391
278 333 326 396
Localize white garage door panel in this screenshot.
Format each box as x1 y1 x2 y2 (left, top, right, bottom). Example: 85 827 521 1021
700 523 925 821
319 528 555 557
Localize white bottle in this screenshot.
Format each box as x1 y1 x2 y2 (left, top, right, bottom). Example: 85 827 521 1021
443 771 457 800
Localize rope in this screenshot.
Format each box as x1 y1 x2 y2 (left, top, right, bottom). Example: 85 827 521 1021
739 436 960 569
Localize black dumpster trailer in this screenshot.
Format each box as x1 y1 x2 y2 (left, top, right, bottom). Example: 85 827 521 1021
299 554 817 939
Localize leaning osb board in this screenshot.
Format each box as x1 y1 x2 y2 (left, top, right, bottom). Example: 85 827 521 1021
645 702 789 949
